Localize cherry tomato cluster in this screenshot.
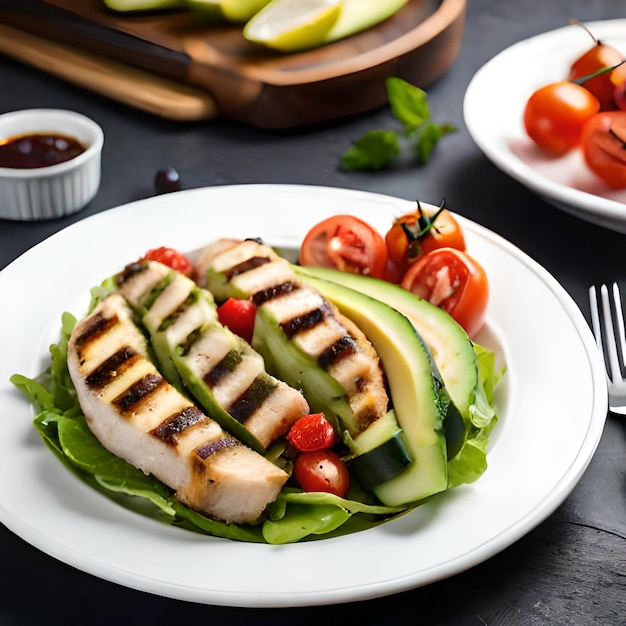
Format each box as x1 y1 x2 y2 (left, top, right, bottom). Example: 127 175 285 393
287 412 350 498
523 21 626 188
299 203 489 338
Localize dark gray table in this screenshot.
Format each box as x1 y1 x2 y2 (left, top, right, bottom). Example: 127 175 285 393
1 1 625 624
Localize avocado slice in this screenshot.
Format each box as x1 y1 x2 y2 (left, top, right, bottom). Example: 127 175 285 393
298 272 449 507
295 265 473 460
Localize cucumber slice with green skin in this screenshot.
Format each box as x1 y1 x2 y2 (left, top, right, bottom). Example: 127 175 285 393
298 273 448 507
169 328 267 454
122 269 266 453
295 265 473 460
346 410 411 490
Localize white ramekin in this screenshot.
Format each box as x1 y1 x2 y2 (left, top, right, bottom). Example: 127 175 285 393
0 109 104 220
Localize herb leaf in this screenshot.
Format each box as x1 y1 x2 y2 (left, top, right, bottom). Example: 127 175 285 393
340 130 400 171
340 77 456 171
387 76 430 130
410 120 457 165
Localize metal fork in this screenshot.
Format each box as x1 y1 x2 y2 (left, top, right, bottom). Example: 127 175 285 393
589 282 626 415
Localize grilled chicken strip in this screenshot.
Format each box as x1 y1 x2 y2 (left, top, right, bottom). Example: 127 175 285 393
67 293 288 524
197 238 389 438
115 260 309 450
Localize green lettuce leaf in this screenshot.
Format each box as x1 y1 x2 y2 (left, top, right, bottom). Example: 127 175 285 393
447 343 504 489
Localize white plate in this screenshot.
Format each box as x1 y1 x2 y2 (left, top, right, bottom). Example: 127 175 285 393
0 184 607 607
464 19 626 233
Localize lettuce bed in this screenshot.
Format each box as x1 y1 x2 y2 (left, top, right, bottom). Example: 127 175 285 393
11 306 502 545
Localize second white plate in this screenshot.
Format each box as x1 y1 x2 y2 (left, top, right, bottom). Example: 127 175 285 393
464 19 626 233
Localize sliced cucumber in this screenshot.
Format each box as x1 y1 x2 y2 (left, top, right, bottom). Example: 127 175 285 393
346 410 411 490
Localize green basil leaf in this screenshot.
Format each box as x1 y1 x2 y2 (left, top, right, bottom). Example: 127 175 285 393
410 121 457 165
340 130 400 171
386 77 430 131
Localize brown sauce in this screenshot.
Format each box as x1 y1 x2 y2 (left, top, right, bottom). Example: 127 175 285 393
0 133 87 169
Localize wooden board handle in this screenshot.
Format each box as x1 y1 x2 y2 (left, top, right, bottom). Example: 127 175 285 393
0 23 217 122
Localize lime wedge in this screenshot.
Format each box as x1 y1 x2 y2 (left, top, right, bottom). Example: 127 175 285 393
187 0 272 22
243 0 342 52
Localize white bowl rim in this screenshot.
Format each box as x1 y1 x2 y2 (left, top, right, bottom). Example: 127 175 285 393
0 108 104 179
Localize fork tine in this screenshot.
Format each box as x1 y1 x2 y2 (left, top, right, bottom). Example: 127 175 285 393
594 283 624 384
610 282 626 370
589 284 602 354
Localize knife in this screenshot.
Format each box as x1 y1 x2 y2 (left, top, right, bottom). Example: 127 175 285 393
0 0 192 81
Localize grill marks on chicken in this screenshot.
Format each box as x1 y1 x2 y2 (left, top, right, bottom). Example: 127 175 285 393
197 239 389 437
67 293 288 524
115 259 309 449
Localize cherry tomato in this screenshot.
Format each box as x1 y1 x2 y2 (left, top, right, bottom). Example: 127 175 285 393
383 258 404 284
299 215 387 279
568 42 624 111
613 80 626 111
523 81 600 153
293 449 350 497
384 200 465 275
580 111 626 189
287 413 335 452
142 246 193 276
611 60 626 85
400 248 489 338
217 297 257 344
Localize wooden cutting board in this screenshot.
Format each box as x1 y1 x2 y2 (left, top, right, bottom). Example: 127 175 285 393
0 0 466 128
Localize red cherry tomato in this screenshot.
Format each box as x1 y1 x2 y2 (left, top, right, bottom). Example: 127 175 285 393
287 413 335 452
580 111 626 189
384 201 465 276
568 42 624 111
614 80 626 111
400 248 489 338
293 449 350 497
299 215 388 279
523 81 600 153
142 246 193 276
217 297 257 344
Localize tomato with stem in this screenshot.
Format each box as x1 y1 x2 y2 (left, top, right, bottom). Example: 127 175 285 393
400 247 489 338
567 18 625 111
299 215 388 279
384 199 465 276
614 81 626 111
580 111 626 189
